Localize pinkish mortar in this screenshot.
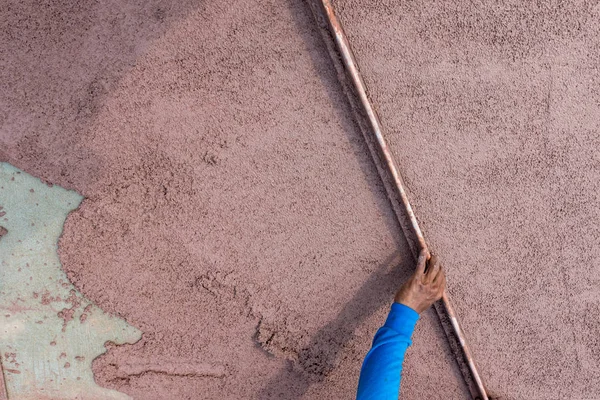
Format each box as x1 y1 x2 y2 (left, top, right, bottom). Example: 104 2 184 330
334 0 600 398
7 0 588 398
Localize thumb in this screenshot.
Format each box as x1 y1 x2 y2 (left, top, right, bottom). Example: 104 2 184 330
415 249 427 276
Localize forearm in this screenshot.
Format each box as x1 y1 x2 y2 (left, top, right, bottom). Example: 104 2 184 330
356 303 419 400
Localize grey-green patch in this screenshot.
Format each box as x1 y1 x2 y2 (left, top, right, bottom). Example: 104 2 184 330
0 163 142 400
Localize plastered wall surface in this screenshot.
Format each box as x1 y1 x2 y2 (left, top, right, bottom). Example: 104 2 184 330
1 0 472 398
334 0 600 398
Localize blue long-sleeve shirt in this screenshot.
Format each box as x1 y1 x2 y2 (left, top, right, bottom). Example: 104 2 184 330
356 303 419 400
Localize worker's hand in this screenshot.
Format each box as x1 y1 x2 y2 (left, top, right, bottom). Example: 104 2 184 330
394 249 446 314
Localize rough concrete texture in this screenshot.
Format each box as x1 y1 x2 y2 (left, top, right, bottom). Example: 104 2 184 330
334 0 600 398
0 0 470 399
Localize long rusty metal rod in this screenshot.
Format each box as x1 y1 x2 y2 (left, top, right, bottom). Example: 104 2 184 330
308 1 489 399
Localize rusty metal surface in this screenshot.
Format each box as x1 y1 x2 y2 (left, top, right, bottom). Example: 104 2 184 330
306 1 489 399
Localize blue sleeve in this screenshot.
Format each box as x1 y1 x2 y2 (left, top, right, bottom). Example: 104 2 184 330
356 303 419 400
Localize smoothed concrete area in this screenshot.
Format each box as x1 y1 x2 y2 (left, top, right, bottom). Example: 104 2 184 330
0 163 141 399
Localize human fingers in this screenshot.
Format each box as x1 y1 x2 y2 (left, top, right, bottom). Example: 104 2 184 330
423 254 440 284
415 248 427 277
433 271 446 302
432 264 445 288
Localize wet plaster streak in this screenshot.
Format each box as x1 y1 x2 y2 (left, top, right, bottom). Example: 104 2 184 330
114 360 226 379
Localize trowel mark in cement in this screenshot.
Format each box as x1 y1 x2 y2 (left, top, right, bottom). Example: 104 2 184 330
0 163 141 400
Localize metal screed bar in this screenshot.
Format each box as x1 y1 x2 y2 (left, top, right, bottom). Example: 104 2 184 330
306 1 489 398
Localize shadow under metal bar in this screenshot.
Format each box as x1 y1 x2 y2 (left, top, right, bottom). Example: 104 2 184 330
305 1 490 399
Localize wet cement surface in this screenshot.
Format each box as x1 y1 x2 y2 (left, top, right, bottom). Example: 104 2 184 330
3 0 598 399
1 0 468 398
334 0 600 398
